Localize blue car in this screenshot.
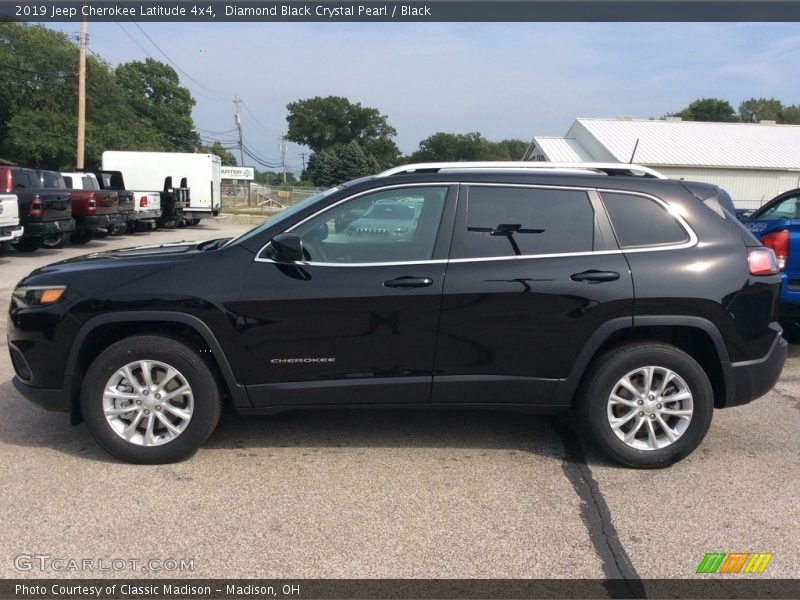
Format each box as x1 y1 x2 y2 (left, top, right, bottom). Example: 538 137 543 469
743 188 800 341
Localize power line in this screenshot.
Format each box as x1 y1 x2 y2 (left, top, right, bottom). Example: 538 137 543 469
240 100 280 137
127 20 231 103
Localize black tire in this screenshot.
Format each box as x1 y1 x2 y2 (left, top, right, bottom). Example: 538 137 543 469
188 219 201 226
126 221 139 234
0 240 10 255
577 342 714 469
40 232 69 249
81 335 222 464
111 223 126 236
12 236 43 252
779 318 800 344
158 215 179 229
69 229 94 245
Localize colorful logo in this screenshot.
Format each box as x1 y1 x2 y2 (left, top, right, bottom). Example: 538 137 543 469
696 552 773 574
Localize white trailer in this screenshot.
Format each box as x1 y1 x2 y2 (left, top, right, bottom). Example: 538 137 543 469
102 151 221 223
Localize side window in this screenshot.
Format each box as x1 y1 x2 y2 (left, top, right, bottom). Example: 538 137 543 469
452 186 595 259
601 192 689 248
63 176 74 189
758 195 800 221
289 186 448 264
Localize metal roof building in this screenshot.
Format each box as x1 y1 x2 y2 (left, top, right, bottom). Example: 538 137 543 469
523 118 800 208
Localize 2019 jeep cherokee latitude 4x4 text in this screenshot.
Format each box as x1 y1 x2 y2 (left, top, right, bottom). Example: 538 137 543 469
8 162 787 467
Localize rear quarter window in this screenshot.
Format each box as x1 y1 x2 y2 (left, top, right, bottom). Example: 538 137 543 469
601 192 689 248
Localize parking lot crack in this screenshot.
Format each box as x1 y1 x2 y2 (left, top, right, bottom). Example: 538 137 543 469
553 417 645 599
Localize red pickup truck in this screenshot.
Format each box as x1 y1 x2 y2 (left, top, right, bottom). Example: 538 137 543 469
61 172 122 246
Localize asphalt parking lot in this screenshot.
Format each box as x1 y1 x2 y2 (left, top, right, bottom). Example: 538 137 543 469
0 216 798 585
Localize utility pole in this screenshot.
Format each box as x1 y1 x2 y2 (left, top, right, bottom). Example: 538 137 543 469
233 94 244 167
76 12 88 169
299 152 307 172
279 133 288 183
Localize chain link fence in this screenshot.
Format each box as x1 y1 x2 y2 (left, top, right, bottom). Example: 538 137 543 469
221 183 324 214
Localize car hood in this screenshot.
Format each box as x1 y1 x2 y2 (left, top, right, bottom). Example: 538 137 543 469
19 240 208 285
61 240 200 262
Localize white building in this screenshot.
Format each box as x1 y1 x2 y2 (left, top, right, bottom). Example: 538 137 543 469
523 118 800 209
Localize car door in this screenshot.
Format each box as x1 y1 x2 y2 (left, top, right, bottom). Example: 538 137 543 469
235 184 456 407
432 183 634 405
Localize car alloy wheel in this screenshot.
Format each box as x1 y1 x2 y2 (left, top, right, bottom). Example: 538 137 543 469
606 366 694 451
578 342 713 468
102 360 194 447
81 335 221 463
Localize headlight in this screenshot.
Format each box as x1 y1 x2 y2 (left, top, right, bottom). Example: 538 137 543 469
12 285 68 308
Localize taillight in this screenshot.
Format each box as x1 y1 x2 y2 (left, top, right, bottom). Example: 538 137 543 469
139 196 148 208
28 196 43 218
88 194 96 213
761 230 789 271
748 247 780 276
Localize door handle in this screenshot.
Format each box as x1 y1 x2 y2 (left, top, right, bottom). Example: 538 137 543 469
384 276 434 289
570 270 620 283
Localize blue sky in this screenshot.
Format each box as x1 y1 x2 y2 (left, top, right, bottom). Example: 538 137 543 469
46 21 800 175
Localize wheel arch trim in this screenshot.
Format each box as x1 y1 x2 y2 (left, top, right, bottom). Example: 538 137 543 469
65 311 251 409
555 315 731 405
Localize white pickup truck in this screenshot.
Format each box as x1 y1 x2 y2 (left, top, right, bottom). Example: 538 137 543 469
0 193 23 252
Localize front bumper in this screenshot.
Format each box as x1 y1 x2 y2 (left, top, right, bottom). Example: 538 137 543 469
12 376 71 413
723 331 788 408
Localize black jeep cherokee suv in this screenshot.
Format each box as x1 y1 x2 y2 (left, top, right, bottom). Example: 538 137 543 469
7 162 788 467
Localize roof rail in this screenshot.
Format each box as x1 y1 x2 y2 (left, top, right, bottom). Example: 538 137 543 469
377 161 666 179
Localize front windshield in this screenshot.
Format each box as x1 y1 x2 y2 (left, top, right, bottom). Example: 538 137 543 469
222 186 342 248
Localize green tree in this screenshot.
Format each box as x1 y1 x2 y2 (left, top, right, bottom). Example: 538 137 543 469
495 139 529 160
0 22 179 168
199 141 237 166
410 132 528 162
286 95 400 165
782 105 800 125
115 58 200 152
739 98 784 123
254 170 298 185
303 142 381 187
671 98 737 122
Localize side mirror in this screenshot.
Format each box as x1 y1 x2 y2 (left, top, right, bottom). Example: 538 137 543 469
269 233 304 262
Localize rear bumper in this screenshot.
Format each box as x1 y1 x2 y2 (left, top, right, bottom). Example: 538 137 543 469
76 213 122 230
0 224 23 242
723 331 788 408
778 273 800 317
22 218 75 237
133 209 161 221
